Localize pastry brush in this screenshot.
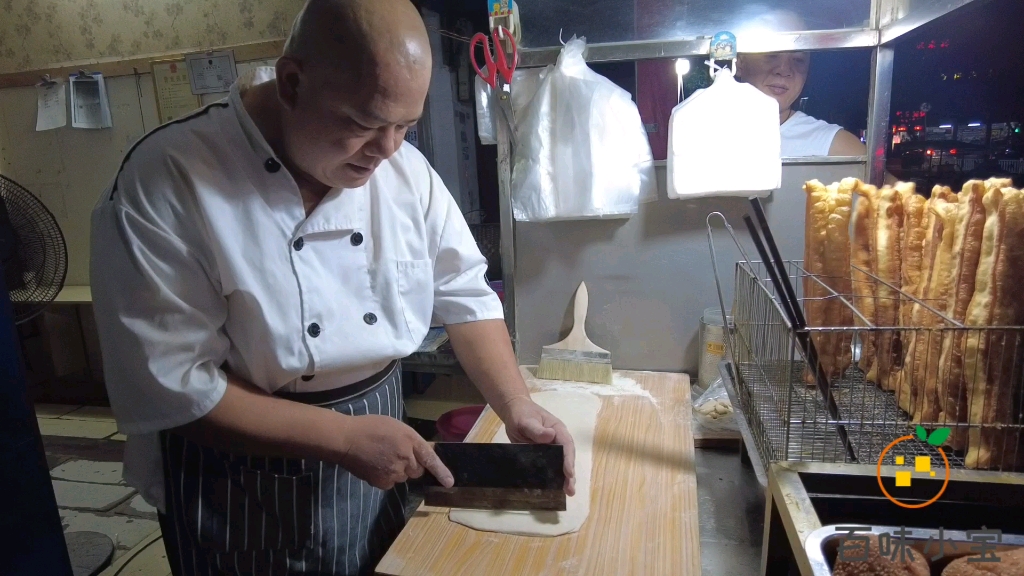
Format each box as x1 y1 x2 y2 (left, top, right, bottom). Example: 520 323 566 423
536 282 613 385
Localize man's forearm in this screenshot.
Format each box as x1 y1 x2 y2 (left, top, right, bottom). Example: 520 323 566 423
445 319 531 421
172 374 351 463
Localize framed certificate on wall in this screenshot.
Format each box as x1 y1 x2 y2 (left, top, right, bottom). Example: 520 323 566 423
151 59 201 124
184 51 238 94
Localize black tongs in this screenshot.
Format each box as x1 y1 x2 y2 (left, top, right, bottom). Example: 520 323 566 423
743 198 857 463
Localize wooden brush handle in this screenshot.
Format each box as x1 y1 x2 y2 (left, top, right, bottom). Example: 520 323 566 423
566 282 590 343
551 281 608 353
544 281 610 355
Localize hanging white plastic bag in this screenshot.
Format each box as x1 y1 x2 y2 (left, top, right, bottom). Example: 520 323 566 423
510 67 548 115
511 37 655 222
475 73 497 145
692 376 739 433
667 67 780 199
476 67 549 146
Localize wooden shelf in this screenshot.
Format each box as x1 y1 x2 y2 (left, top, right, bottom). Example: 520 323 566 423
53 286 92 304
403 372 484 421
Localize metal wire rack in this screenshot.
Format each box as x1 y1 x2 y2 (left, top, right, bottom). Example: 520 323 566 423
729 259 1024 473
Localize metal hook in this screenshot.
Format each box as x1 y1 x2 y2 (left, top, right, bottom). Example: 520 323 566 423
704 57 737 79
704 59 719 78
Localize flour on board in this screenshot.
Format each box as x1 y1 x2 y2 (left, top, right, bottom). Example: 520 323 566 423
525 371 656 402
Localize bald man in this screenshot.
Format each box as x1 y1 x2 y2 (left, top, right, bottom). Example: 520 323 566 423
89 1 575 574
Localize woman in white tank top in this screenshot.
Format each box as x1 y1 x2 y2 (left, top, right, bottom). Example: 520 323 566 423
737 52 867 157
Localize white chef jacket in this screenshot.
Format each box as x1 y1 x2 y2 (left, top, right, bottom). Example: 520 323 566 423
89 81 504 510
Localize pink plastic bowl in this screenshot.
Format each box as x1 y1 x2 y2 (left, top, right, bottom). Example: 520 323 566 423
436 405 486 442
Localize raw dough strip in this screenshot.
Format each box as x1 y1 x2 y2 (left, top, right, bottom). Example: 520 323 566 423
935 180 989 449
449 390 602 536
963 185 1024 470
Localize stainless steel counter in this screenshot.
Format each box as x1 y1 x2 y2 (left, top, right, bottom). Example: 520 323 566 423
761 461 1024 575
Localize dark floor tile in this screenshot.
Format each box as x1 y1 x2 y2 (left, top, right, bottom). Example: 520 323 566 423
47 454 72 470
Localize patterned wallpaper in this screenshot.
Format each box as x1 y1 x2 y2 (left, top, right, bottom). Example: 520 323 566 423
0 0 303 74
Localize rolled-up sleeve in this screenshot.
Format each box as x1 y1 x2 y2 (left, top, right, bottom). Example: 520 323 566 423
423 164 505 325
90 160 229 435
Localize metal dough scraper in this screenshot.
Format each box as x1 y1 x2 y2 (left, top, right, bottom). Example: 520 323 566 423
422 443 566 511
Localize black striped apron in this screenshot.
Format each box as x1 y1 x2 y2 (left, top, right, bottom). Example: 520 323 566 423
158 361 407 576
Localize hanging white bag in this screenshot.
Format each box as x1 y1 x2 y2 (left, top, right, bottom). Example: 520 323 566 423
476 67 550 146
475 73 497 145
666 67 781 199
511 37 656 222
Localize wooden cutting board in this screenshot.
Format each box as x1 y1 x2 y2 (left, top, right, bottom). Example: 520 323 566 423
376 368 700 576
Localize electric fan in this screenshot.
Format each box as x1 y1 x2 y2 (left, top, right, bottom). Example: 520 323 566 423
0 174 68 324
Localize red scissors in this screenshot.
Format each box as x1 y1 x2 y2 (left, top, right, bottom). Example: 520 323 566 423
470 26 518 89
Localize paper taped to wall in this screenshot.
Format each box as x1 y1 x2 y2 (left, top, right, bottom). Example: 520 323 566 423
69 73 112 129
36 80 67 131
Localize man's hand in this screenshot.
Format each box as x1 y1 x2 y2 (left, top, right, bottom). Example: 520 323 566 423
499 396 577 496
444 320 577 496
338 415 454 490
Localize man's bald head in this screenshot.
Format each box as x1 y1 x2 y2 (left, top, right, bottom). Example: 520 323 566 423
283 0 431 85
270 0 433 190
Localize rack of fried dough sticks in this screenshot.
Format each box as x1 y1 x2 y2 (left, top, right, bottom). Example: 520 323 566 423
728 177 1024 473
